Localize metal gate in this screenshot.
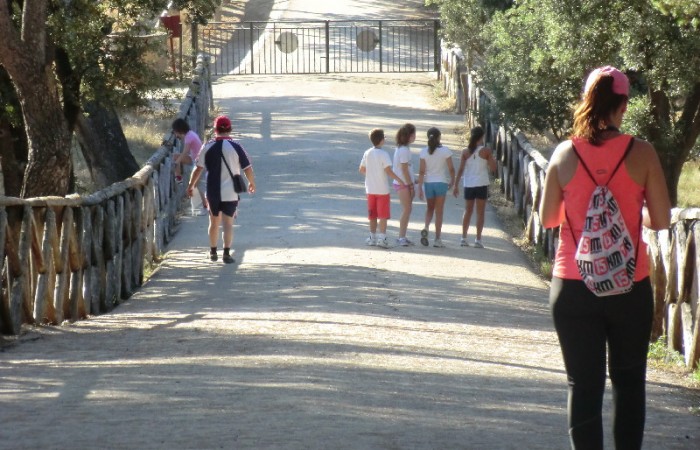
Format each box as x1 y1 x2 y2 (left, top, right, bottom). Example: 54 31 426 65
201 20 440 76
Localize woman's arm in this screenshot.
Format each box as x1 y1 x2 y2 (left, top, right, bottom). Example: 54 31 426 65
244 166 256 194
446 155 455 189
401 162 414 196
482 147 497 173
639 142 671 230
539 143 570 229
418 159 426 200
454 150 467 197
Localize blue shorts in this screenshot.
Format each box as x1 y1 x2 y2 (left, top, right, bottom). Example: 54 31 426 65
423 182 448 199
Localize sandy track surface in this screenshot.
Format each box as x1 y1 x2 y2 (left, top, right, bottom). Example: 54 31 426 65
0 1 698 449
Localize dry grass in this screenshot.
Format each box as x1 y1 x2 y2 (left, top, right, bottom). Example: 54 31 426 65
431 81 460 113
678 160 700 208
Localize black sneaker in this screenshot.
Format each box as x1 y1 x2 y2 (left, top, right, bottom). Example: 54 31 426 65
210 252 218 262
420 228 429 246
223 254 235 264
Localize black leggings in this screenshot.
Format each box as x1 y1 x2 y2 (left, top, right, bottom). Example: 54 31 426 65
550 277 653 450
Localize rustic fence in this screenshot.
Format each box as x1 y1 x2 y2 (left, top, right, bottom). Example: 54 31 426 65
0 56 212 336
439 43 700 369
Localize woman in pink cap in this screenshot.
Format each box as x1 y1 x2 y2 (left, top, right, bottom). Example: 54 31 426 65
540 66 671 448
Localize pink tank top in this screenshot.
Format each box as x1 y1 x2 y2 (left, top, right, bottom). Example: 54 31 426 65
553 134 649 280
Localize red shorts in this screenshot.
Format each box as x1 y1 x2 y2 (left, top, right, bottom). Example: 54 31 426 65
367 194 390 220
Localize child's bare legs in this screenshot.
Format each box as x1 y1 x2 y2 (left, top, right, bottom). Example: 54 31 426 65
462 199 475 239
378 218 388 235
398 187 413 239
369 217 378 235
433 195 447 239
475 198 486 240
424 197 436 233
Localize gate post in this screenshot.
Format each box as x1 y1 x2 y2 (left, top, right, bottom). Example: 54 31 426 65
325 21 330 73
250 22 255 74
434 20 441 76
378 21 383 73
191 22 199 69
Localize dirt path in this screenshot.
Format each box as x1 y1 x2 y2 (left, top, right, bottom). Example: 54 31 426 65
0 1 698 449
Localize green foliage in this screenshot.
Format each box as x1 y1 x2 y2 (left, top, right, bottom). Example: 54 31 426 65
648 336 686 366
480 2 580 138
0 67 22 127
432 0 700 204
425 0 513 63
652 0 700 28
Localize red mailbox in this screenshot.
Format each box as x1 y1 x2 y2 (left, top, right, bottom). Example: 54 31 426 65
160 15 181 38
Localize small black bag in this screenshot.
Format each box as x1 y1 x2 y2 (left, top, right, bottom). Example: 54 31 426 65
232 174 247 194
221 153 247 193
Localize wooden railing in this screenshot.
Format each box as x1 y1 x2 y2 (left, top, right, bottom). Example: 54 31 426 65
0 55 212 336
439 43 700 369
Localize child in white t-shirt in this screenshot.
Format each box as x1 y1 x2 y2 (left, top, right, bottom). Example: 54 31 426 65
359 128 407 248
392 123 417 246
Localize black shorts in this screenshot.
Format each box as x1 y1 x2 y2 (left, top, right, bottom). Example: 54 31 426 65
464 186 488 200
208 200 238 217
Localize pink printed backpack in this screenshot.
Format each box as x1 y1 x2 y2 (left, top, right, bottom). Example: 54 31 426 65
565 137 639 297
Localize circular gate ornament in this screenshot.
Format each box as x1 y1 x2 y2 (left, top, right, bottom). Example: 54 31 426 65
276 32 299 53
356 29 378 52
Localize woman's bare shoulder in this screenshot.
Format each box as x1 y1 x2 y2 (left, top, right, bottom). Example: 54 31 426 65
549 140 574 166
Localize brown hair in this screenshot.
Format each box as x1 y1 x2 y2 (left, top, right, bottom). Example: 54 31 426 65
369 128 385 147
468 126 485 154
426 127 441 155
572 76 628 145
171 118 190 134
395 123 416 147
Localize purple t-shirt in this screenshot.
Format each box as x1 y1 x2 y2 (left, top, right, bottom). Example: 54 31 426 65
184 130 203 161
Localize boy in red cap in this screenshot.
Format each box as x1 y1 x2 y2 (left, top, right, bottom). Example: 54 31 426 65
187 115 256 263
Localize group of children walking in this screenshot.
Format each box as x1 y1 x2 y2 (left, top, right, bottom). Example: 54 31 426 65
359 124 497 249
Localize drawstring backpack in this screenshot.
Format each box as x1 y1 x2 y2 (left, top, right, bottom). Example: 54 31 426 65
565 137 639 297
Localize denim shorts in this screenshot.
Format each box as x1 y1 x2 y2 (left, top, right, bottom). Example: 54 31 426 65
423 182 448 199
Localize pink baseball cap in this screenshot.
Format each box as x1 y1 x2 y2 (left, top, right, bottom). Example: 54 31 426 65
584 66 629 96
214 115 232 131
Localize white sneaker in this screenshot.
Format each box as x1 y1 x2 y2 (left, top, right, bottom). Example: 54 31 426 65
473 240 484 249
376 237 390 248
433 238 445 248
397 237 413 247
366 236 377 246
460 238 469 247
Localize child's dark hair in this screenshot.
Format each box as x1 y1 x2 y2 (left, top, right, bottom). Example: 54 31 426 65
427 127 441 154
395 123 416 147
172 118 190 134
369 128 385 147
468 126 485 155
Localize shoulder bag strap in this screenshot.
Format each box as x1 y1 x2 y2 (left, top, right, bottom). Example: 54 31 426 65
219 141 236 180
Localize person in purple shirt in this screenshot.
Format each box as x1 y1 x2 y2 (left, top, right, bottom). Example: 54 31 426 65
172 118 207 216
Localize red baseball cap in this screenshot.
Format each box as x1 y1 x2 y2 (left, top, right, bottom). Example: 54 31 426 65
584 66 629 96
214 115 232 131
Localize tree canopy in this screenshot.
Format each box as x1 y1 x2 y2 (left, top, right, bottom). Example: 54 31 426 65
429 0 700 205
0 0 220 197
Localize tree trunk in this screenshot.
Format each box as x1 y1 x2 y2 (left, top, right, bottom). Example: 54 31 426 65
75 101 140 189
14 68 72 198
0 1 72 198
